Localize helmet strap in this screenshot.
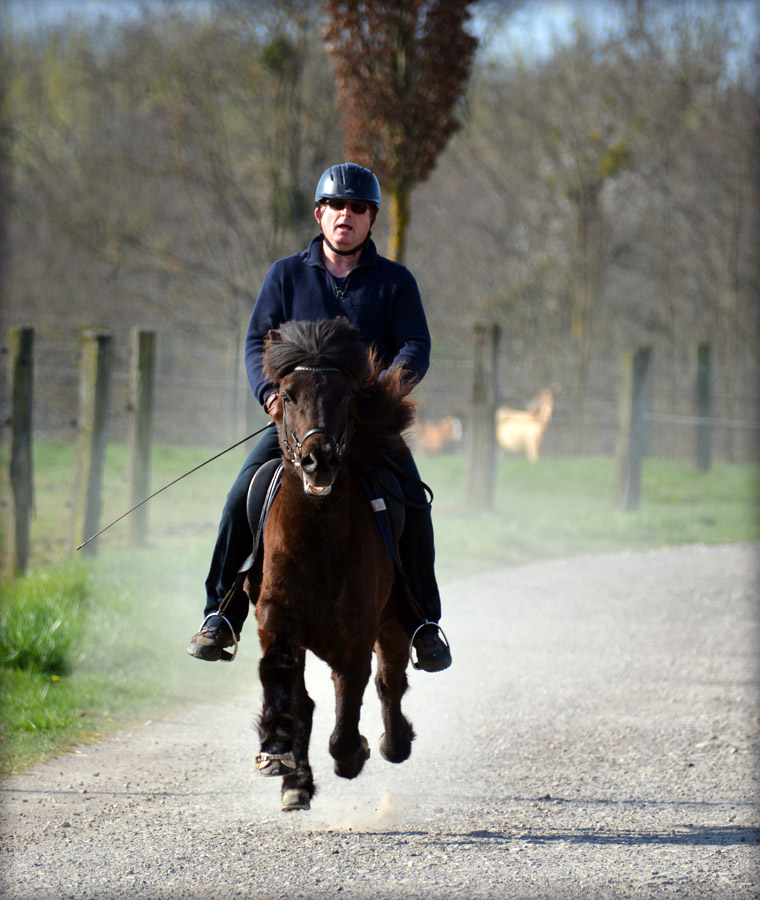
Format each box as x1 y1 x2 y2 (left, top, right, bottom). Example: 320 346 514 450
321 231 371 258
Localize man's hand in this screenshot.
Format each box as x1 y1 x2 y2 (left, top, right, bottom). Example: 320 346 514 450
264 391 281 418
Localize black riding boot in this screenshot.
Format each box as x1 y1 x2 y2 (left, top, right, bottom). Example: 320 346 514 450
394 453 451 672
187 428 280 661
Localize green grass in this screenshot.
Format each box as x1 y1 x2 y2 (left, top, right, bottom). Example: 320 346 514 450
0 442 757 773
0 549 259 774
6 440 244 563
423 455 759 580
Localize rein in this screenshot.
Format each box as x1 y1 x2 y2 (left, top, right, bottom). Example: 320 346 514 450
375 453 434 510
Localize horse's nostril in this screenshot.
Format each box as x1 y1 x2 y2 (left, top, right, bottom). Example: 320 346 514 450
301 448 339 475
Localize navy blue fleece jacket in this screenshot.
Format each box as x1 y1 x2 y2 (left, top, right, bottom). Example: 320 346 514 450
245 235 431 405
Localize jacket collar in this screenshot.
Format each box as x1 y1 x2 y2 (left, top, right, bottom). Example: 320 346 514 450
305 234 378 269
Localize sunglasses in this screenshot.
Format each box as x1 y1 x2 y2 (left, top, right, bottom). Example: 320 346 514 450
322 198 374 215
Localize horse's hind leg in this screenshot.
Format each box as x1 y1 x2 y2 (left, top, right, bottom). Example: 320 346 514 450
375 619 415 764
330 653 372 779
281 649 316 812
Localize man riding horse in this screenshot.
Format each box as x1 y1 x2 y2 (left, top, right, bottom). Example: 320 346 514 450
187 162 451 673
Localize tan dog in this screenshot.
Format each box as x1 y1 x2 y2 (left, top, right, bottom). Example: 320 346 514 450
416 415 463 454
495 388 555 461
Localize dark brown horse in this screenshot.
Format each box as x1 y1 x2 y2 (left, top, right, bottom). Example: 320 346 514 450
245 317 417 812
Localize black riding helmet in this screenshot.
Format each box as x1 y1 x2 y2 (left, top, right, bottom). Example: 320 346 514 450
315 163 380 257
315 163 381 211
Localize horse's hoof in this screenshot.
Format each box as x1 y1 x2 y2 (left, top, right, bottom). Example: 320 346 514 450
255 751 296 776
379 727 414 764
378 732 410 764
281 788 311 811
334 735 370 779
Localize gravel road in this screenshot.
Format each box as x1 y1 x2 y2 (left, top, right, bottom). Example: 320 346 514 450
1 543 758 900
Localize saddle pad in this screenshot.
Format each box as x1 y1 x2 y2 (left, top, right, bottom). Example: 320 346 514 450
361 466 405 567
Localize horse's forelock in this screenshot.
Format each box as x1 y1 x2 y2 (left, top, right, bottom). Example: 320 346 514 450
262 318 416 462
263 318 369 386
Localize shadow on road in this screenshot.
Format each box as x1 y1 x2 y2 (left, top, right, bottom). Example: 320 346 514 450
348 824 760 848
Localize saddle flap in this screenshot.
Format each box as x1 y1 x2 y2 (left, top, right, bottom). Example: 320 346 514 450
242 458 283 574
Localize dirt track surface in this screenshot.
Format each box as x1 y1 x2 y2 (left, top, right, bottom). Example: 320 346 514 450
1 544 759 900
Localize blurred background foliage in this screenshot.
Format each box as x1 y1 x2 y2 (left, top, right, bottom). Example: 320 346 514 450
0 0 757 457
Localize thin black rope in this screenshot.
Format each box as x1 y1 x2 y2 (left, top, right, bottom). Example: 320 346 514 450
75 422 275 551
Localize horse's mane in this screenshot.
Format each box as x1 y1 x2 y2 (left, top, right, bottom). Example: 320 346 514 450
263 318 416 463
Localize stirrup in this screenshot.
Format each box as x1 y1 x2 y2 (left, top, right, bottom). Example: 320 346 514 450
199 611 239 662
409 620 450 670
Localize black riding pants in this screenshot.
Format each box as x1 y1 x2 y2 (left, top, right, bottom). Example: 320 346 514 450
203 430 442 638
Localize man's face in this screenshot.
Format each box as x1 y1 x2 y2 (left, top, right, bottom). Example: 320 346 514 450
315 199 374 254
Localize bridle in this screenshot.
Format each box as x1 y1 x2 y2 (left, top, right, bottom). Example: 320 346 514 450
281 365 350 468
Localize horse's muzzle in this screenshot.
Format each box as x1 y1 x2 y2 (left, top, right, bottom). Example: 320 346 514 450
298 443 341 497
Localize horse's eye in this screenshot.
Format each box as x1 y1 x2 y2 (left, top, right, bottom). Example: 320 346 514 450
281 392 291 404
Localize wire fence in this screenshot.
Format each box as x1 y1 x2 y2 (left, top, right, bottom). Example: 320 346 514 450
2 330 759 463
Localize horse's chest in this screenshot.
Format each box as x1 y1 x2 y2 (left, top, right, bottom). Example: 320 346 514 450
259 488 389 638
286 544 359 605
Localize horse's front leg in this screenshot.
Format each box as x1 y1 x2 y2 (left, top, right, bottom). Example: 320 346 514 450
375 617 415 764
330 651 373 779
255 608 300 778
281 648 316 812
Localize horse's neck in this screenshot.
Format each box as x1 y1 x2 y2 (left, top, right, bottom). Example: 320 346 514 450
278 465 353 533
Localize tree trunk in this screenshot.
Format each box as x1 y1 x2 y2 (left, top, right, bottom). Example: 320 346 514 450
7 327 35 578
387 184 411 263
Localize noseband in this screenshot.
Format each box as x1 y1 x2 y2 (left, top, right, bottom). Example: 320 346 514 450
281 365 350 468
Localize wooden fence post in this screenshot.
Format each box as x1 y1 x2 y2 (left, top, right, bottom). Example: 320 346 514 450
468 324 500 510
6 326 34 578
696 342 712 472
128 329 156 547
72 330 114 555
614 347 652 511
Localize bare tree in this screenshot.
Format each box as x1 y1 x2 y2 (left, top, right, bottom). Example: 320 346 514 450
322 0 478 262
3 0 757 458
2 4 342 440
408 1 758 458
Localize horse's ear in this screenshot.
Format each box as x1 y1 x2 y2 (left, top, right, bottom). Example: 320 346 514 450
332 316 360 344
265 328 283 345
